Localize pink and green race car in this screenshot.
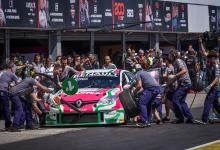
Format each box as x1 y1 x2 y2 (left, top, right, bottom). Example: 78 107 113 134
44 69 137 126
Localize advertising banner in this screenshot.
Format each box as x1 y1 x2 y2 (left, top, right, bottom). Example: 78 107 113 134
65 0 78 28
23 0 38 28
162 1 172 31
178 3 188 32
112 0 145 30
209 6 217 31
38 0 65 29
79 0 104 28
0 0 189 32
151 0 163 31
1 0 23 27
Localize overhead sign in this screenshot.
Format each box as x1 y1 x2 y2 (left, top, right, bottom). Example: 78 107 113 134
112 0 145 30
0 0 189 32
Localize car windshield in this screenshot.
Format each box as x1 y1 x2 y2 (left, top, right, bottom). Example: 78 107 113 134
75 76 120 88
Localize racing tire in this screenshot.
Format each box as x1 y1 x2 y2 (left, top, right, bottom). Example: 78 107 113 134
119 90 139 118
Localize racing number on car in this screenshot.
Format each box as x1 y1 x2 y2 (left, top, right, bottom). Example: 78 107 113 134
62 78 78 95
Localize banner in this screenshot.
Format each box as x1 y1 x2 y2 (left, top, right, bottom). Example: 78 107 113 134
49 0 65 28
162 1 172 31
1 0 23 27
38 0 65 29
79 0 104 28
178 3 188 32
0 0 189 32
151 0 163 31
23 0 38 28
65 0 78 28
103 0 113 31
209 6 217 31
112 0 145 30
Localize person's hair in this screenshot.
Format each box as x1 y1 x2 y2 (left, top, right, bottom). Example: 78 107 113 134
61 56 67 61
34 53 41 60
56 56 62 61
75 55 80 59
54 63 61 70
207 51 218 58
6 61 14 69
46 58 52 63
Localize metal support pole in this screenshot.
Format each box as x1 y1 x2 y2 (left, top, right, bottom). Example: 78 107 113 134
122 32 126 69
155 33 159 51
218 37 220 62
90 31 94 54
176 33 181 51
49 31 62 61
4 29 10 63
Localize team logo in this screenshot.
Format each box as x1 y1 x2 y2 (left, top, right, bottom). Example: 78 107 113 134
75 99 83 108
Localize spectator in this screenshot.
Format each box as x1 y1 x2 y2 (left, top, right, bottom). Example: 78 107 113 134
89 53 100 69
102 56 117 69
74 55 81 67
40 58 54 76
137 49 148 69
82 56 92 70
32 54 44 73
55 56 62 65
61 56 77 79
125 48 137 72
67 55 74 67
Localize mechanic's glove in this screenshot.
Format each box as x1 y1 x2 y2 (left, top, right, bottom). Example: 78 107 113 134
204 85 212 93
167 75 176 85
47 88 54 93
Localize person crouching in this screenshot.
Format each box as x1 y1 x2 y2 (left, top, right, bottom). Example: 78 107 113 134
133 64 160 128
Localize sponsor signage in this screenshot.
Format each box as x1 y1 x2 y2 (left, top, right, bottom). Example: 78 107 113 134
0 0 189 32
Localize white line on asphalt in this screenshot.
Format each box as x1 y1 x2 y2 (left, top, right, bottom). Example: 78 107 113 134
0 128 86 145
186 139 220 150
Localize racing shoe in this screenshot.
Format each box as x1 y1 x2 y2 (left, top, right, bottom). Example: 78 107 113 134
156 120 163 125
185 118 194 124
136 121 151 128
171 119 184 124
7 127 21 132
162 117 170 123
25 126 39 130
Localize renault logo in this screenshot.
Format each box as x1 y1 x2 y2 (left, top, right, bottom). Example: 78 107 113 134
75 99 83 108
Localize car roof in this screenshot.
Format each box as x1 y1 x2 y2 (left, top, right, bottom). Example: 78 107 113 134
82 69 122 73
74 69 127 77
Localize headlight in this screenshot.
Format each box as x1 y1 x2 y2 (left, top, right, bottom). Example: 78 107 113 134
48 95 61 107
98 95 118 104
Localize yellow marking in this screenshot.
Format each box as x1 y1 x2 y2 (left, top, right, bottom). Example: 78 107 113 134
187 140 220 150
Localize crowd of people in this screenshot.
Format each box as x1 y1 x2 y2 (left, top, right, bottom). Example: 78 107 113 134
0 37 220 131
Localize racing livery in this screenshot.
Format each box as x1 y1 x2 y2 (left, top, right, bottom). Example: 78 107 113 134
44 69 136 126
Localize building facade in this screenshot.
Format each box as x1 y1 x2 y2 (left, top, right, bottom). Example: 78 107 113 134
0 0 219 64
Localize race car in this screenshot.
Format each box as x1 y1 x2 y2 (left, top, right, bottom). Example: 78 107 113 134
44 69 138 126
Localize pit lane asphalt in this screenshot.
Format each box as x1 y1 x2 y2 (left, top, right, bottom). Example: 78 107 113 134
0 94 220 150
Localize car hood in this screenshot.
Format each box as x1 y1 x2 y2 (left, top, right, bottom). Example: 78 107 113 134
61 88 121 102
